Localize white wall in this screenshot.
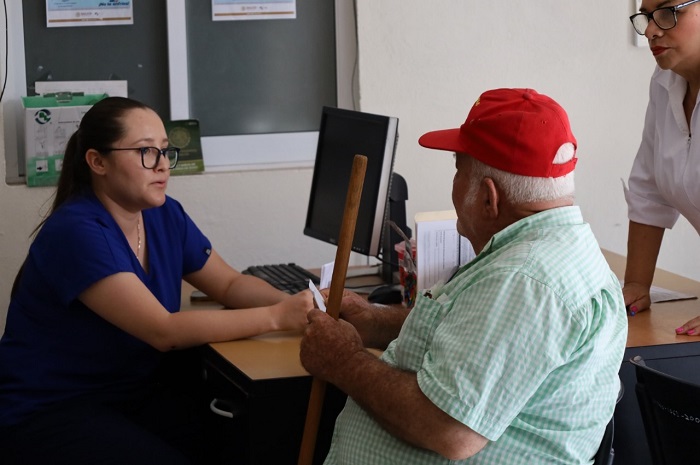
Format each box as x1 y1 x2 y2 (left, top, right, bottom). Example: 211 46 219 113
353 0 700 281
2 0 699 335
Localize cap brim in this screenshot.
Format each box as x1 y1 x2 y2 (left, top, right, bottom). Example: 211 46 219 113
418 128 465 153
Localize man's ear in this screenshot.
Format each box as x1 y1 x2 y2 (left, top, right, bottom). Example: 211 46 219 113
481 177 499 218
85 148 107 175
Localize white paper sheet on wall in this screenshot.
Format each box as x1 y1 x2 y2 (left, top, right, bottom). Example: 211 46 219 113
35 81 128 98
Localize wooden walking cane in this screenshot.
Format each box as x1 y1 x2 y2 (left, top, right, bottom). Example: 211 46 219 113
297 154 368 465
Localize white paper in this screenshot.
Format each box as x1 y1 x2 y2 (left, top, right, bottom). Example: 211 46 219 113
649 285 697 304
36 81 128 98
212 0 296 21
308 280 326 312
619 280 697 304
320 262 333 289
415 210 475 291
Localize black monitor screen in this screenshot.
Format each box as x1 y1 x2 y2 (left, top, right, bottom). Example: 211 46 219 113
304 106 398 257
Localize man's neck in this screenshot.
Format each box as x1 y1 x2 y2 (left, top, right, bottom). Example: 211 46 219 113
510 198 574 220
473 199 574 254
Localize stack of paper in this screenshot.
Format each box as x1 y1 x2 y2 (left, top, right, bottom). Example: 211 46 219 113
414 210 475 291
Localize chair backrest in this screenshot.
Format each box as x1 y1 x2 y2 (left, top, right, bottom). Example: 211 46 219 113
592 376 623 465
630 355 700 465
592 417 614 465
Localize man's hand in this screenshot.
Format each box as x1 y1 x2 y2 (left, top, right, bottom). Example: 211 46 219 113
336 290 377 344
300 309 365 382
320 288 408 349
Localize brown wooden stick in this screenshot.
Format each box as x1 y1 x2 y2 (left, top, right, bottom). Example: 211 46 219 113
297 154 368 465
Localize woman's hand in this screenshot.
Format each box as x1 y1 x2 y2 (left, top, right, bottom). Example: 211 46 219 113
675 315 700 336
622 282 651 315
271 290 314 331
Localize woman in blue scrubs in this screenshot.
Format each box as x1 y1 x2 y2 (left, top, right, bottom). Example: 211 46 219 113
0 97 313 464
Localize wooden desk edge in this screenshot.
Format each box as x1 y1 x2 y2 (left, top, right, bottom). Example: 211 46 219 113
602 250 700 348
184 252 700 378
181 281 382 380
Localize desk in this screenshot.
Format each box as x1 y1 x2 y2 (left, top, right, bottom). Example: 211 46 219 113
200 339 341 465
188 253 700 465
602 250 700 465
184 286 355 465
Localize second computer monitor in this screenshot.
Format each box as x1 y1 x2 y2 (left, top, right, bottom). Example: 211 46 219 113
304 106 399 262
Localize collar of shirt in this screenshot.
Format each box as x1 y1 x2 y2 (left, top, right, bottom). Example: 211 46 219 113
484 205 583 254
444 205 584 288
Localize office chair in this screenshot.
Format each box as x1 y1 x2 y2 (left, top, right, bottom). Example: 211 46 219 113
630 355 700 465
592 375 623 465
592 417 615 465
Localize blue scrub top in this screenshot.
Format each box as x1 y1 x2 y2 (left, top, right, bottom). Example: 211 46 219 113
0 192 212 427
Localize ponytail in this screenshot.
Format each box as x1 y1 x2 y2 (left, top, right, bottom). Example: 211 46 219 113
32 97 152 235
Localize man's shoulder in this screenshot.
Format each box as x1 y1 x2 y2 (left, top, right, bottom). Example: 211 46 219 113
474 230 615 304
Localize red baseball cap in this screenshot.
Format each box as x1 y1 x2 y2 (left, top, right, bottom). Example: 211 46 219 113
418 88 577 178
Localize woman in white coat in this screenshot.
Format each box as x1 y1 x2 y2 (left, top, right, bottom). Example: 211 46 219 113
625 0 700 334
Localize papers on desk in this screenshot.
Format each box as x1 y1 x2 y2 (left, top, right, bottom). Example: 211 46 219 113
320 262 333 289
619 280 697 304
318 261 385 294
649 285 697 304
415 210 475 291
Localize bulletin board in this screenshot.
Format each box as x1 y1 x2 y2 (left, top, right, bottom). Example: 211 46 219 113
21 0 337 138
22 1 170 120
183 0 337 136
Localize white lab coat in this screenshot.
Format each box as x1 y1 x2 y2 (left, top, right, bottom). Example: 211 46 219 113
625 66 700 235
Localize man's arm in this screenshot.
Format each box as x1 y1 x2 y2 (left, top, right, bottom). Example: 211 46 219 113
338 290 410 349
321 289 410 349
300 310 488 460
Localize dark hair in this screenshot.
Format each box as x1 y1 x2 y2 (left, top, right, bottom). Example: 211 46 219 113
35 97 153 233
55 97 152 212
13 97 153 296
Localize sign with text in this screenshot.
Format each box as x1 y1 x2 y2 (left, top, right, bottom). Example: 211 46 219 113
212 0 296 21
46 0 134 28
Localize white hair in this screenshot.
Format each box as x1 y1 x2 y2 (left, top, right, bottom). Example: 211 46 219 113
465 143 576 205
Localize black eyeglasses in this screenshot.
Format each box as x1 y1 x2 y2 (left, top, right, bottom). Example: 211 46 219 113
630 0 700 35
102 146 180 169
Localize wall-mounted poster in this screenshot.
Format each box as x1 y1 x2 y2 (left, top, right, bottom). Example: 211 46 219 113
46 0 134 28
212 0 296 21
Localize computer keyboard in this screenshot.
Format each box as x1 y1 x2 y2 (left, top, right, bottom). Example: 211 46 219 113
242 263 320 294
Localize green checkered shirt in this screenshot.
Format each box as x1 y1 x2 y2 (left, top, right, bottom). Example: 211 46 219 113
324 206 628 464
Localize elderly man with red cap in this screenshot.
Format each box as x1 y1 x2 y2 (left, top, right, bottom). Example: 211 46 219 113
300 88 627 465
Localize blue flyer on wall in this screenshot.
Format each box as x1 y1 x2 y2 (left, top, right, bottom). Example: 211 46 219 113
46 0 134 28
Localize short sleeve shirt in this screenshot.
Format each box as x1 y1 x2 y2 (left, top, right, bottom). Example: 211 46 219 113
0 193 212 427
324 207 628 465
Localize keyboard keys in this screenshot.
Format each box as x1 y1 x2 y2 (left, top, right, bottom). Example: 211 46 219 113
243 263 320 294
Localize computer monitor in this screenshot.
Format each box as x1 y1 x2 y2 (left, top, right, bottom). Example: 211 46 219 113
304 106 405 282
